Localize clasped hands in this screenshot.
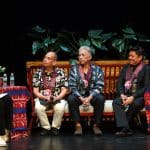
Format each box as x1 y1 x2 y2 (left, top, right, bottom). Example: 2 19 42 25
120 94 134 106
79 96 92 106
45 95 58 103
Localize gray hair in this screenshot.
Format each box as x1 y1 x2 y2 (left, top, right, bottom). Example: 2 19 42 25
79 46 93 58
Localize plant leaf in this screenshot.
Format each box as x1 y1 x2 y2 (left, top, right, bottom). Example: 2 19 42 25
122 27 135 34
32 25 46 33
79 38 91 46
60 45 72 52
112 39 125 53
88 30 103 38
32 41 44 55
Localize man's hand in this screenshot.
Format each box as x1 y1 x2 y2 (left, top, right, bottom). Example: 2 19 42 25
122 96 134 106
79 95 92 106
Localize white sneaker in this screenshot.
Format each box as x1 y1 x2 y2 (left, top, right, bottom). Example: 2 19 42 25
0 137 7 147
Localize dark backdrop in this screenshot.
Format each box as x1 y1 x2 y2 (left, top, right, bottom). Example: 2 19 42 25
1 1 150 85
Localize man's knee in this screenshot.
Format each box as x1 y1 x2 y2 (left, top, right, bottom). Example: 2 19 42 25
94 94 105 104
67 94 77 104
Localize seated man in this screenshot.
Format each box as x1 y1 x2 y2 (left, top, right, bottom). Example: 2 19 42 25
67 46 105 136
113 46 150 136
32 51 69 136
0 94 13 147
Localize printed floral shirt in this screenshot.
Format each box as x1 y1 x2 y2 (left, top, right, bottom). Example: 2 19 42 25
68 64 104 97
32 67 68 96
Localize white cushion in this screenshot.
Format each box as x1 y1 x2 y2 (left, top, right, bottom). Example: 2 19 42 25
64 100 114 113
103 100 114 112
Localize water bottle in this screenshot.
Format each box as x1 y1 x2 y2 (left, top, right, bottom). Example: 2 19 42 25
3 73 8 87
10 73 15 86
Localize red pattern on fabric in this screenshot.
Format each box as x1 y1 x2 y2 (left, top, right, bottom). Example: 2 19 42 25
11 131 29 140
144 90 150 133
0 86 30 139
13 113 27 129
13 100 27 108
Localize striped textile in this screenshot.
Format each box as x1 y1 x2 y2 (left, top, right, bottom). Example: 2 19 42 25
0 86 30 139
144 87 150 133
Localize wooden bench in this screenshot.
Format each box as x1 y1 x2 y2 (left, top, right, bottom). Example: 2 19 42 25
26 60 148 131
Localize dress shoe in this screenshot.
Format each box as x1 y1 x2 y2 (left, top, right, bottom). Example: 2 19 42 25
115 128 133 136
74 126 82 136
40 128 50 136
51 127 59 135
93 126 103 136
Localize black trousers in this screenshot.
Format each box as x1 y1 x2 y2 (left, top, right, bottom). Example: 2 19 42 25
0 94 13 135
67 94 105 125
112 97 144 129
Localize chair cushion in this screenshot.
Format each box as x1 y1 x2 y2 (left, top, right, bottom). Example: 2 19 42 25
64 100 114 113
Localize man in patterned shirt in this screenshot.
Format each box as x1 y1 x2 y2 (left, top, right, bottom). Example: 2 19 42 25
67 46 105 136
32 51 68 136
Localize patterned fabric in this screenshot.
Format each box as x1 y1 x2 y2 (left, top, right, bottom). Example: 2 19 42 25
116 64 150 98
144 87 150 132
125 62 144 91
32 67 68 96
68 64 104 97
0 86 30 139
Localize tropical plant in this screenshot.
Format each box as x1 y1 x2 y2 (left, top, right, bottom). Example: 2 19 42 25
112 26 150 59
0 65 6 74
28 25 150 62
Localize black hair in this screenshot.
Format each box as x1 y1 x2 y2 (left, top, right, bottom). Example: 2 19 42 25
129 46 144 57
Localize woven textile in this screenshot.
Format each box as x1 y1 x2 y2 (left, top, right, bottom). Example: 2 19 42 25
144 87 150 132
0 86 30 139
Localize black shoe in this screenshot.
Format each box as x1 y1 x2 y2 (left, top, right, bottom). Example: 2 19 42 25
115 128 133 136
51 127 59 135
40 128 50 136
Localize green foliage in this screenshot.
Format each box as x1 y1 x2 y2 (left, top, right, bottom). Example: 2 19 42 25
28 25 150 60
0 66 6 74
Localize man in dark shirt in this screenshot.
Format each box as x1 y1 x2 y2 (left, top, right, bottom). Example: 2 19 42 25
113 46 150 136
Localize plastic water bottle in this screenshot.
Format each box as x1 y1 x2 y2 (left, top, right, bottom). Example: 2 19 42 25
10 73 15 86
3 73 8 87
